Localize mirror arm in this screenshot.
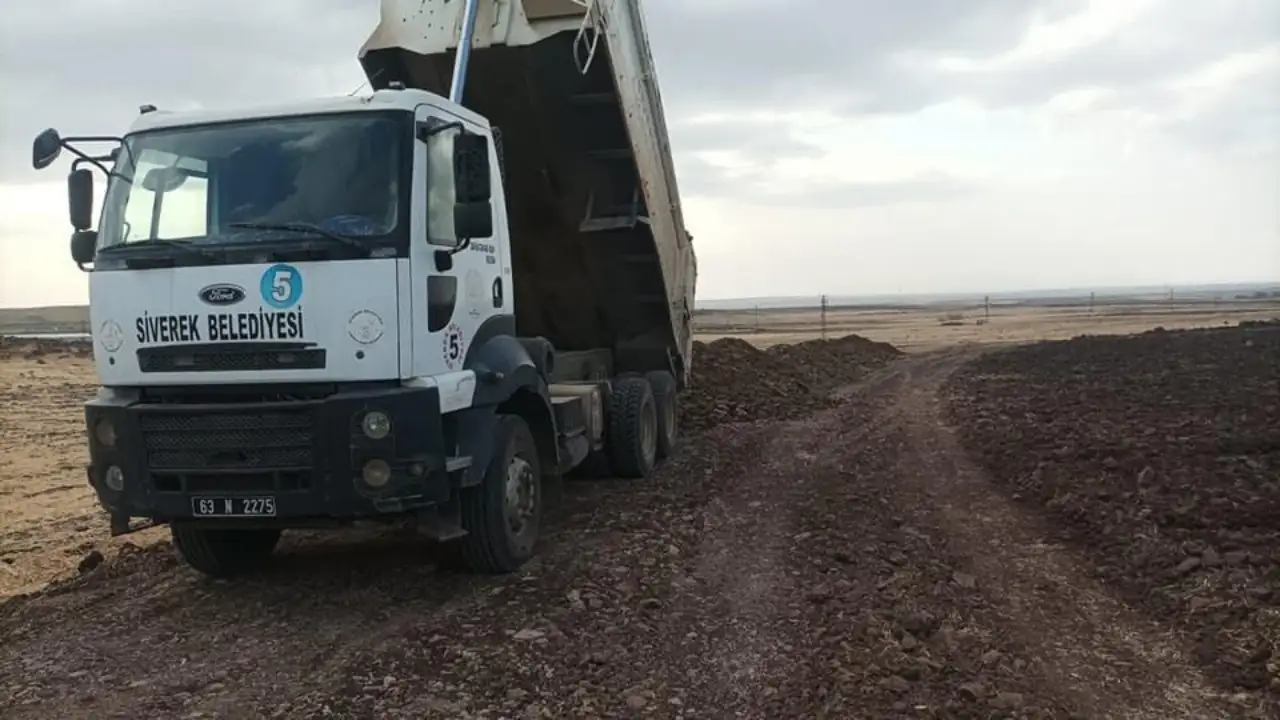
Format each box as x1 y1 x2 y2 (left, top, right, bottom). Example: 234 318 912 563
447 236 473 256
66 147 113 177
63 136 133 182
416 121 464 141
61 135 124 145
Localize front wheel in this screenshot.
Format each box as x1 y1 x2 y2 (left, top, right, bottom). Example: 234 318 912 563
451 413 542 574
170 524 281 578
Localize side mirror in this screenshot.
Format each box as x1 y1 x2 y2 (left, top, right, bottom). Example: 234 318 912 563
70 230 98 269
453 131 492 203
32 128 63 170
68 168 95 231
454 201 493 239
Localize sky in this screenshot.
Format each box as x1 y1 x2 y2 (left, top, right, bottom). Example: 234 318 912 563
0 0 1277 307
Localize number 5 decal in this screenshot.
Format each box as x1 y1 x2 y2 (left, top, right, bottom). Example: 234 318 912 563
260 264 303 309
442 323 465 370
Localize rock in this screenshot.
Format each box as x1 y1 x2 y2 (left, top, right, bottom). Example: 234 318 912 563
880 676 912 694
1174 557 1201 576
953 572 977 589
806 585 833 603
992 692 1024 710
507 688 529 701
513 629 546 641
625 694 647 710
638 598 663 610
957 682 984 701
1201 548 1221 567
77 550 104 575
980 650 1003 666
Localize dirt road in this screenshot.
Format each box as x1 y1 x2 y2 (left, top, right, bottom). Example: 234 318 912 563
1 349 1247 719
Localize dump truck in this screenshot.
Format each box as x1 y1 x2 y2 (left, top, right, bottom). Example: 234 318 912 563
29 0 697 578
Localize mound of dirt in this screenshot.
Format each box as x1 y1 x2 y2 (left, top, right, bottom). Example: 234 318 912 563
680 334 903 432
0 336 92 361
944 324 1280 699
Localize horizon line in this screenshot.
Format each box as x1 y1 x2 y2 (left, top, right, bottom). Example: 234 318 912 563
2 279 1278 312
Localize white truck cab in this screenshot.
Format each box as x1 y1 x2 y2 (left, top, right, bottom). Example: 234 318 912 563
30 0 696 579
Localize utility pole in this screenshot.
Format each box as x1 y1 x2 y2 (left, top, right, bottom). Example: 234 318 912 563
820 294 829 340
1089 291 1095 315
984 295 990 322
754 304 760 334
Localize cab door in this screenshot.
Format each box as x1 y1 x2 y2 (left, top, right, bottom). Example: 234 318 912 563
408 104 508 389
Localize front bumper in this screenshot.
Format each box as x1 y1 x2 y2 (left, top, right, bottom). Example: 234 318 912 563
84 385 450 528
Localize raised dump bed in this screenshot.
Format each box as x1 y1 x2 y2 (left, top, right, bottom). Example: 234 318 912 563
359 0 696 382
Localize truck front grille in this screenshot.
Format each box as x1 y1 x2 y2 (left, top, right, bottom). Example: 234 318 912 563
137 346 326 373
138 408 315 472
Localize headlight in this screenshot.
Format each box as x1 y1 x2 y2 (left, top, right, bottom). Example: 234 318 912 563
347 310 385 345
94 418 117 448
361 459 392 488
98 321 124 352
104 466 125 492
361 410 392 440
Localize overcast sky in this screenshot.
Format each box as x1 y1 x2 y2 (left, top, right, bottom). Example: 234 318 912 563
1 0 1276 307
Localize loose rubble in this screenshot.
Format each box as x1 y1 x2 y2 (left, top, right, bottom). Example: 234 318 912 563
680 334 902 431
1 325 1274 718
945 321 1280 709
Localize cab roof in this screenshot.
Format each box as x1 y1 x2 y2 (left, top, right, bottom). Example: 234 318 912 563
125 88 490 134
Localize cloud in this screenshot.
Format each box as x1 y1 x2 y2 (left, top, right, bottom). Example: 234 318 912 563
0 0 1276 308
0 0 371 184
644 0 1082 117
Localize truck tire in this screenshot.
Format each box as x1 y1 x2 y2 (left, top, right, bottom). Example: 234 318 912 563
645 370 678 460
452 413 542 573
607 376 658 479
169 524 281 578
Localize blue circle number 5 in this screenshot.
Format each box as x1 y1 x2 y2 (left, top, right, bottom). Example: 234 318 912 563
260 264 303 309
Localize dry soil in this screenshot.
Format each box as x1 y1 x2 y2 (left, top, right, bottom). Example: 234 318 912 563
0 325 1276 718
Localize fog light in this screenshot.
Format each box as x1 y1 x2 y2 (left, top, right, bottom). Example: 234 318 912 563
361 411 391 440
95 418 117 448
104 465 125 492
362 459 392 488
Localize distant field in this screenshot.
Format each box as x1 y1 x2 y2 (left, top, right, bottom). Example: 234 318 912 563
0 305 90 335
3 298 1278 352
694 299 1280 352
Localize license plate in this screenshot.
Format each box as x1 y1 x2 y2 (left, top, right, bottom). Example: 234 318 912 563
191 496 277 517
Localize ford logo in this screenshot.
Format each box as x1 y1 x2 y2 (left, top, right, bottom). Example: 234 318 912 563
198 283 245 306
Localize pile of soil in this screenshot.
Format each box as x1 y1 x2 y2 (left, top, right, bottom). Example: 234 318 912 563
680 334 903 432
944 322 1280 698
0 336 92 361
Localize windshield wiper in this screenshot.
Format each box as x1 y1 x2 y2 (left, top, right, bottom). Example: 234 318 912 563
229 221 370 253
100 238 217 259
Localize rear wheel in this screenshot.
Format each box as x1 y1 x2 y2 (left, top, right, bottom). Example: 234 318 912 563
607 376 658 479
452 414 542 574
170 524 281 578
646 370 679 460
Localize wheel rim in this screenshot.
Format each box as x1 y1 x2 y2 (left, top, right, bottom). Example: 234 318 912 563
641 400 657 467
503 456 538 546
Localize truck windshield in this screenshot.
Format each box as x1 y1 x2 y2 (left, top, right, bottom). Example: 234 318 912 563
97 113 405 252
